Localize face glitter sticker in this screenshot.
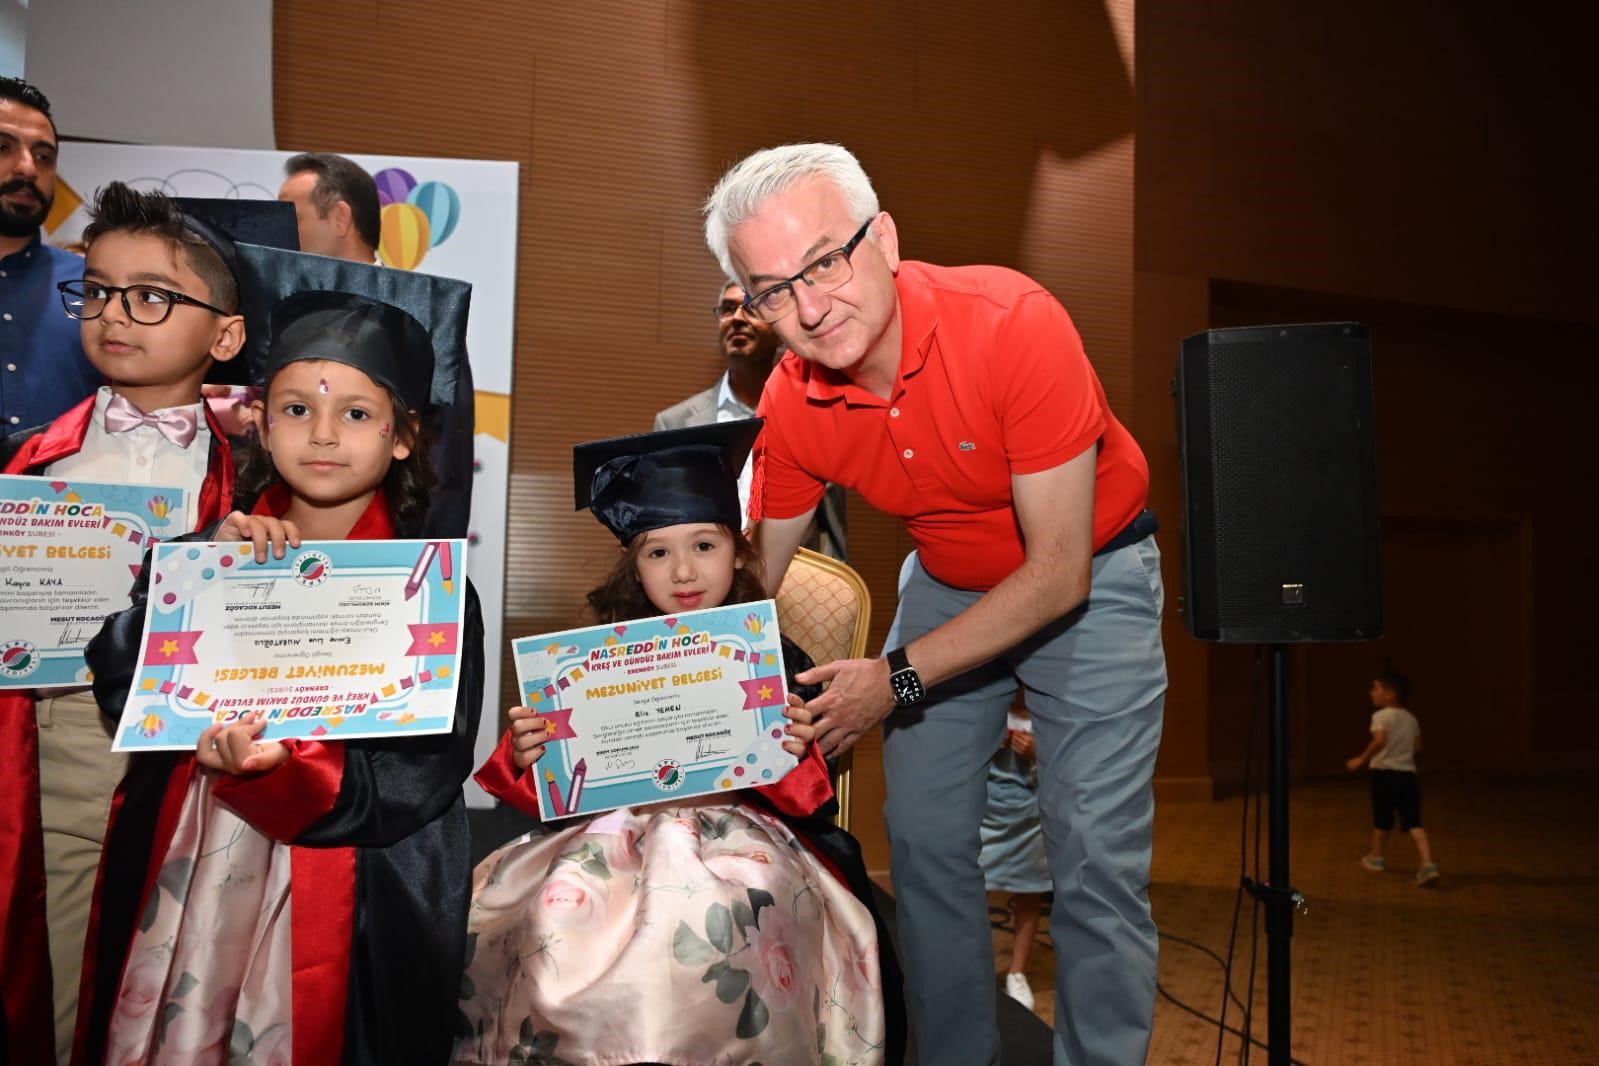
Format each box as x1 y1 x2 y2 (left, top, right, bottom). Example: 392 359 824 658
379 422 390 439
318 379 330 395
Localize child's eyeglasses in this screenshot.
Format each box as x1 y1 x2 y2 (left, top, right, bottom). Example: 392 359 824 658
58 280 231 326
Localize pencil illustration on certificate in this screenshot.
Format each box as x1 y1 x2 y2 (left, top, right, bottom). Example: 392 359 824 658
113 538 469 752
512 599 798 819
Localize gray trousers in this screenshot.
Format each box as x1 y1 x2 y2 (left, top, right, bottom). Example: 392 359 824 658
882 539 1167 1066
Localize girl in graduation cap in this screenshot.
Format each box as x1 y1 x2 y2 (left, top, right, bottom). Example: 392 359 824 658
456 419 901 1066
77 247 483 1066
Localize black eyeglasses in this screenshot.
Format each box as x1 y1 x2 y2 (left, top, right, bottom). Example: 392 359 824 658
58 280 231 326
741 218 875 323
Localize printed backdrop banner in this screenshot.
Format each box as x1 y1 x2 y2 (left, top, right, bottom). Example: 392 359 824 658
51 143 518 805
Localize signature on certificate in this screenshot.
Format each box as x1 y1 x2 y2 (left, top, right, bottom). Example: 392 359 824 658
57 622 94 645
238 580 278 601
694 739 729 760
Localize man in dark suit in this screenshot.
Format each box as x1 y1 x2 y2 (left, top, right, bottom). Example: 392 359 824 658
655 280 847 560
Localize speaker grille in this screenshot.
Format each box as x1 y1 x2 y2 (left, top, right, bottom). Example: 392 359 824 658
1179 324 1382 642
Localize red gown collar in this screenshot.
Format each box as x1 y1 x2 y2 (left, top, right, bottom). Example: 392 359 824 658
16 395 97 468
6 393 236 530
250 483 396 541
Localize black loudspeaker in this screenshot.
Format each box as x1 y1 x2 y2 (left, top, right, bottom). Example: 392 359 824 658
1176 322 1382 642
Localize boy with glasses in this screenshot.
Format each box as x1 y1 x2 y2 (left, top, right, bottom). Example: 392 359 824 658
0 182 292 1065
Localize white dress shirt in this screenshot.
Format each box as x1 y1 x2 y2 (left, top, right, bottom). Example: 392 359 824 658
714 373 759 524
44 387 211 533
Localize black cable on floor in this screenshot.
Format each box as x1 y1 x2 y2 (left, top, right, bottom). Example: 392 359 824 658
990 902 1310 1064
1161 930 1247 1016
1157 972 1310 1066
1160 928 1310 1066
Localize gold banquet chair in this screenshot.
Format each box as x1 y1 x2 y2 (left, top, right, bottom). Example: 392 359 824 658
773 547 872 831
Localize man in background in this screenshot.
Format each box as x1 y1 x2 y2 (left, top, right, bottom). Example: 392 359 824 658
0 76 100 440
279 149 473 537
655 279 847 560
278 151 381 263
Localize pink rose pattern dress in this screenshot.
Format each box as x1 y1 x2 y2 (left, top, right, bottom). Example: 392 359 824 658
453 797 885 1066
102 774 294 1066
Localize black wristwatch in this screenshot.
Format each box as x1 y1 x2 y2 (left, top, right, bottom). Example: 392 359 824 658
886 647 927 707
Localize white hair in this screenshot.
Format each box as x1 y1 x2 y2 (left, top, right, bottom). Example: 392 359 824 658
703 143 880 281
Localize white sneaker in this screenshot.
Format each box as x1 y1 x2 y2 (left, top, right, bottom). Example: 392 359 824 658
1004 971 1035 1011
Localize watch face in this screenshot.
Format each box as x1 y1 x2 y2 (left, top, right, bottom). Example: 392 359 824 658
891 668 925 705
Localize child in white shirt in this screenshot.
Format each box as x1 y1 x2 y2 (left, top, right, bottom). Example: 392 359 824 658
1347 670 1439 886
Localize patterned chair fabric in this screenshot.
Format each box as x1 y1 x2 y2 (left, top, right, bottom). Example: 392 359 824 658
774 547 873 830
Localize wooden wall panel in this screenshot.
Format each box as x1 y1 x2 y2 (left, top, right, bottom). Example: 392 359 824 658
276 0 1139 865
1136 2 1595 325
1136 0 1598 782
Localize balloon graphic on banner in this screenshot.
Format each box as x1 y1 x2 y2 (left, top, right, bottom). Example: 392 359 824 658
379 202 432 270
373 167 418 207
407 181 461 246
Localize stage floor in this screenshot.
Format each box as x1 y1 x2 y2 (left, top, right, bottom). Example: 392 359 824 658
1136 773 1599 1064
471 773 1599 1065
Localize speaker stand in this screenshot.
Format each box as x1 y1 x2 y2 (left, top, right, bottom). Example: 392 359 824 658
1243 644 1304 1066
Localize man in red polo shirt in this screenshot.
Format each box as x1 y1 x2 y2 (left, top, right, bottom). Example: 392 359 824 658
704 143 1167 1066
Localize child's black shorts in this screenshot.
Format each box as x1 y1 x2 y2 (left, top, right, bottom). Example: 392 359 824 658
1370 769 1422 831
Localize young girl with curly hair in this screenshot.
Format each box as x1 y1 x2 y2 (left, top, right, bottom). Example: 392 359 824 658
456 419 900 1066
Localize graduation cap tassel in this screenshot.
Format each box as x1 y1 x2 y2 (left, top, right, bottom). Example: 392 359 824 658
746 444 766 526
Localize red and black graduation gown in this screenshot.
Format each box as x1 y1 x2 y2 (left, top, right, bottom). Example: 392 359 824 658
473 636 907 1066
0 395 235 1066
73 485 484 1066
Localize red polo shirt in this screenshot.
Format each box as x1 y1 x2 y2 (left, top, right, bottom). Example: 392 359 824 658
755 261 1149 591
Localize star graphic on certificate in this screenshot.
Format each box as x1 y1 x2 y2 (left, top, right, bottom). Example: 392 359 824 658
159 639 180 657
759 683 774 701
427 630 446 648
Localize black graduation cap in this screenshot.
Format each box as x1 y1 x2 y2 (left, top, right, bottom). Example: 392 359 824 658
574 418 763 543
174 197 300 278
170 198 299 387
232 243 471 411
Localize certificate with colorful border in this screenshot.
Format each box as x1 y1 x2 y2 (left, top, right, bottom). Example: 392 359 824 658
113 538 468 752
512 599 798 820
1 473 188 690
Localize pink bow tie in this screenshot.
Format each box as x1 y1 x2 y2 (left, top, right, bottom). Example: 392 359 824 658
103 394 200 448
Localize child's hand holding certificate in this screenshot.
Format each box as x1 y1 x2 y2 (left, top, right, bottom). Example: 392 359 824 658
511 599 798 819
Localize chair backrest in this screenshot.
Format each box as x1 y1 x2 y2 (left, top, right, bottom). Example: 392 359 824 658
774 547 872 830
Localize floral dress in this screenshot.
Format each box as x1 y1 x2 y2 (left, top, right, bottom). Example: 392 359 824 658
454 800 884 1066
454 644 887 1066
81 488 483 1066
